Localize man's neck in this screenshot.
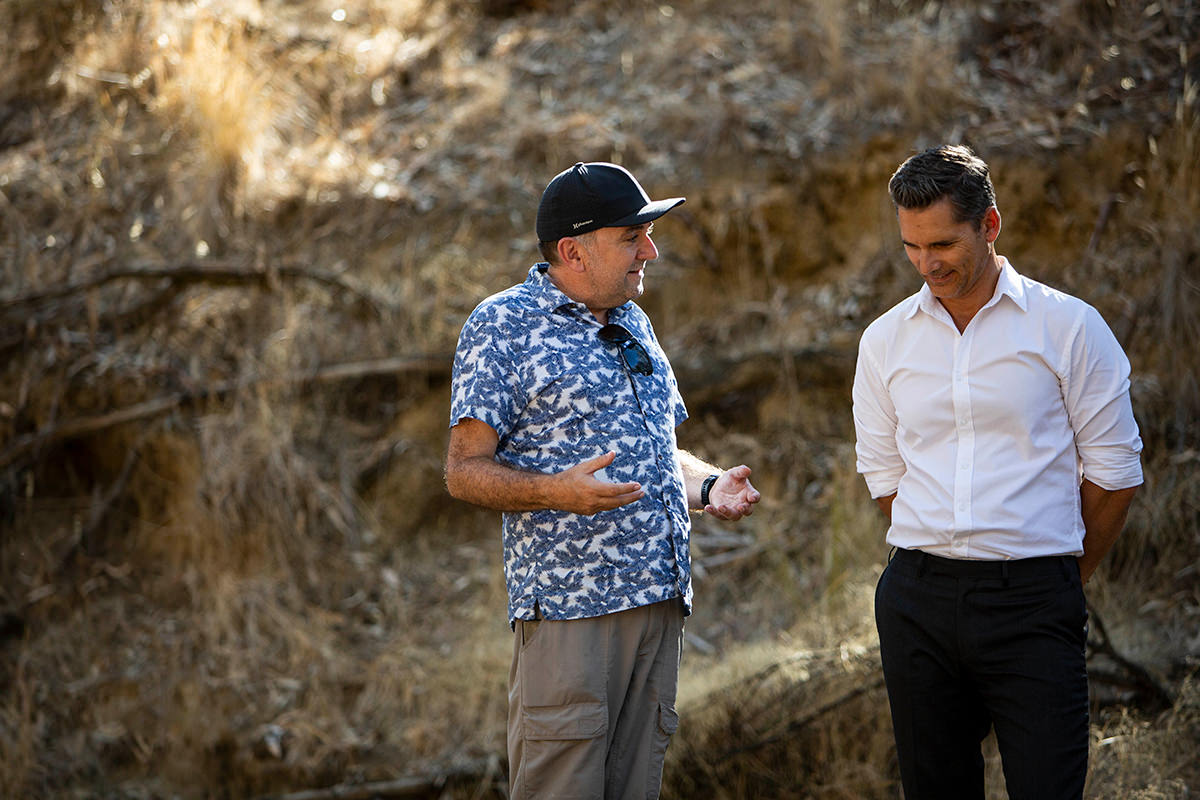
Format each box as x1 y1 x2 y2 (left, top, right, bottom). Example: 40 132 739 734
546 264 609 325
938 257 1003 334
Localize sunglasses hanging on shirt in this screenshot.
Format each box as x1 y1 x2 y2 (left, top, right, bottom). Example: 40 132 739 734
598 324 654 376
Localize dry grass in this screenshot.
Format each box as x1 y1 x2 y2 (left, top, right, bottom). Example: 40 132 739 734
1 0 1198 797
1088 676 1200 799
0 649 38 796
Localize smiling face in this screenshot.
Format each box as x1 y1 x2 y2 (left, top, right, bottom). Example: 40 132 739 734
554 222 658 322
897 197 1002 326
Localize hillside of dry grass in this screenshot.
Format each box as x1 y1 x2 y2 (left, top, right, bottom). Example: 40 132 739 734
1 0 1198 797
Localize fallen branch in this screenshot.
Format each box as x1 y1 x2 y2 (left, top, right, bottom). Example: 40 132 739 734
1086 600 1175 710
301 356 451 384
0 283 185 358
0 355 452 471
715 676 886 763
2 392 194 470
254 757 500 800
255 776 446 800
0 261 387 315
0 340 843 474
698 543 765 570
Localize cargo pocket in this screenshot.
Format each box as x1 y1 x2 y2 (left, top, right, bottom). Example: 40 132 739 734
646 702 679 799
522 701 607 800
519 618 541 650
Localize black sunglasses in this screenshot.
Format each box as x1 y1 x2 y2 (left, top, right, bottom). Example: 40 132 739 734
598 324 653 376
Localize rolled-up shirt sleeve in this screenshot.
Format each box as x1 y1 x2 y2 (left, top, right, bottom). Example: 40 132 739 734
1060 304 1144 490
853 330 905 499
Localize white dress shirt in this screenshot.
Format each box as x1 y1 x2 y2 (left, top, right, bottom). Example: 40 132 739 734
853 258 1143 560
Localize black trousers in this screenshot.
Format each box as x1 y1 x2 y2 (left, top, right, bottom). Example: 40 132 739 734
875 548 1090 800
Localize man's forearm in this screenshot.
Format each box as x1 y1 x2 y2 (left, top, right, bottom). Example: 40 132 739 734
875 492 896 521
1078 479 1139 583
676 449 721 509
445 455 557 512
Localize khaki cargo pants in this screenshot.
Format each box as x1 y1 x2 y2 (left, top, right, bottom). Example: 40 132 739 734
508 598 684 800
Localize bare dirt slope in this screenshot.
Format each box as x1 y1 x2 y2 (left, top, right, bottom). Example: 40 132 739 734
1 0 1197 797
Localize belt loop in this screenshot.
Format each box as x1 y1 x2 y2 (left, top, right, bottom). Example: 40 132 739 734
1001 561 1010 587
916 550 929 577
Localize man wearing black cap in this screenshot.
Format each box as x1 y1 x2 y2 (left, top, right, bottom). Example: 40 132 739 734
446 162 761 798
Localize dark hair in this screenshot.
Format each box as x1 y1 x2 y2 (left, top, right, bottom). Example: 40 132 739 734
888 144 997 225
537 230 596 266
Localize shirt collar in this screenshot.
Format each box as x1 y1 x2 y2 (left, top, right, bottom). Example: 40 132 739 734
992 257 1028 312
904 256 1027 321
524 263 633 323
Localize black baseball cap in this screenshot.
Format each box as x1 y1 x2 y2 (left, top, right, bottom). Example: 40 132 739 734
536 162 685 242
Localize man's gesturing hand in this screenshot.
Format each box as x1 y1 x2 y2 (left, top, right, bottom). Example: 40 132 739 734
704 465 761 521
550 451 645 516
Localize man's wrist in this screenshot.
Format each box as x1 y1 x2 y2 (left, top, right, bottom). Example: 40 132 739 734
700 473 720 507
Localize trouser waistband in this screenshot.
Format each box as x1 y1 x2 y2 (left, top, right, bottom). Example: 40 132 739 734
889 547 1078 580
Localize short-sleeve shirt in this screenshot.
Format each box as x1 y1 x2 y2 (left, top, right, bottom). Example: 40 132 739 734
450 264 693 624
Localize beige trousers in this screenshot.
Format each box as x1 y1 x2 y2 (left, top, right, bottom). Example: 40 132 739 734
508 598 684 800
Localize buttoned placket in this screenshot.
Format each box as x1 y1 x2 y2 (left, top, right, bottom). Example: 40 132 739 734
950 324 975 558
608 321 689 592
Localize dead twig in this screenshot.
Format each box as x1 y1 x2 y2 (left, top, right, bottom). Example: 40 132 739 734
80 443 141 555
353 438 411 494
0 445 141 644
1083 193 1122 263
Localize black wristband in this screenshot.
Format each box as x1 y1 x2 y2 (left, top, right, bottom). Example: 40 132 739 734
700 474 720 507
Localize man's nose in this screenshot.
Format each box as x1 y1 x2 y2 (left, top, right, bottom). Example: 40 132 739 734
913 249 934 274
638 233 659 261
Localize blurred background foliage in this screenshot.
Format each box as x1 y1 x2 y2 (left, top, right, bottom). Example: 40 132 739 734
0 0 1197 797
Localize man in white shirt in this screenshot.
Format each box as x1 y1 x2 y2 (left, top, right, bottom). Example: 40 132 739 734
853 144 1143 799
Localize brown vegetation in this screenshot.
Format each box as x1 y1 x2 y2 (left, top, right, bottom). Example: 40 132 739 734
1 0 1197 797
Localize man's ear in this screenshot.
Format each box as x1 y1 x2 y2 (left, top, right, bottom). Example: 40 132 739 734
557 237 587 272
982 206 1002 244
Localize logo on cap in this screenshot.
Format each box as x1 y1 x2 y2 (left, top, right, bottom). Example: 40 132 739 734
535 162 685 243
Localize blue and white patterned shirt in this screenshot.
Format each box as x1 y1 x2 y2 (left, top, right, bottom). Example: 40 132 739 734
450 264 693 624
